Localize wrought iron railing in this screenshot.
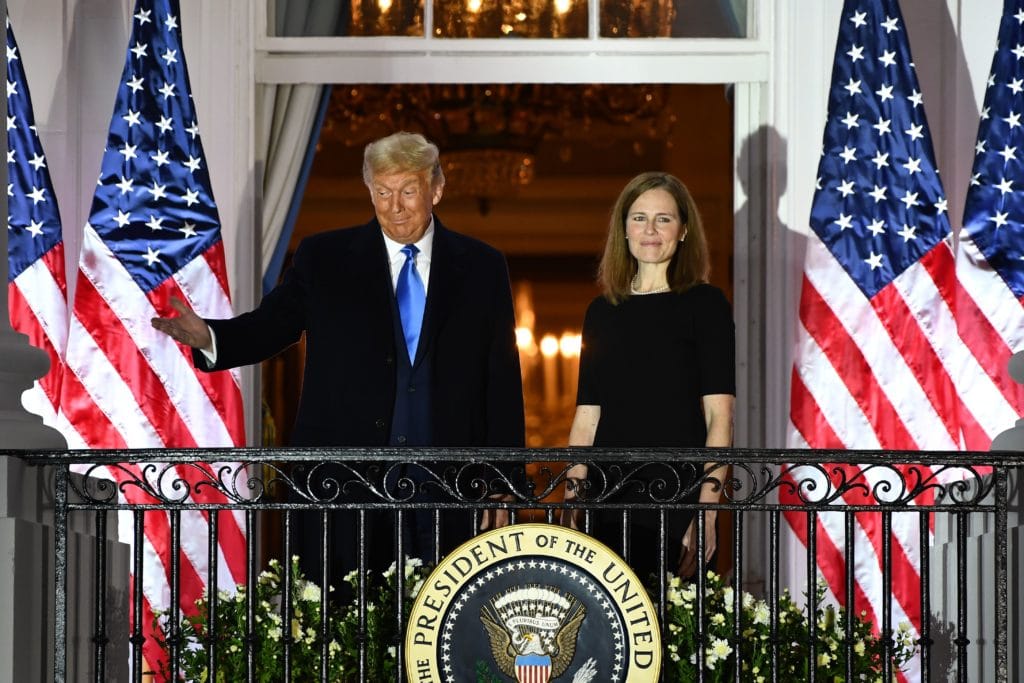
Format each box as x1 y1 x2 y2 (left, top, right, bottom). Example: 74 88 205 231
12 448 1023 683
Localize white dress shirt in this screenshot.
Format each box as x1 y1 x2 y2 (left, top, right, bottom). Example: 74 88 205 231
382 218 434 293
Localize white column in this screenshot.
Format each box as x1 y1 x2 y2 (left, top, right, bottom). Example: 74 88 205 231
183 0 260 444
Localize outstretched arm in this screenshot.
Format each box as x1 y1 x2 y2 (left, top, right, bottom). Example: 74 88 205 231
153 237 311 371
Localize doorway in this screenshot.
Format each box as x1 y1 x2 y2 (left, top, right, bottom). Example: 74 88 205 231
262 82 735 449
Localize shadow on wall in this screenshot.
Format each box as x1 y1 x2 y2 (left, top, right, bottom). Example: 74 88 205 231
734 124 804 449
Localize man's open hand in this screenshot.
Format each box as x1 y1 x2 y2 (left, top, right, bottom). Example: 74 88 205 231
151 297 212 350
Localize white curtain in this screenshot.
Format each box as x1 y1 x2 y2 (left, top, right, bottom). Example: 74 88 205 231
258 0 344 286
257 84 326 283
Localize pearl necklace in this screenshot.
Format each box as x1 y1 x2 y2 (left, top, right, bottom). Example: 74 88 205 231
630 274 670 295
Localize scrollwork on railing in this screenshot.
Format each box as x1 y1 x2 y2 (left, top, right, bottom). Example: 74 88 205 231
43 450 1007 510
770 461 995 508
68 461 261 505
558 461 706 504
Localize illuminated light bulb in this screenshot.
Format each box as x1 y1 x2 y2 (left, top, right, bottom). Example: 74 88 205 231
559 332 582 358
540 335 559 358
554 0 571 15
515 11 527 21
467 0 482 12
378 0 392 11
515 327 535 351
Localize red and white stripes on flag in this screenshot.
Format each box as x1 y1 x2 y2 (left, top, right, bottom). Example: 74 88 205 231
956 0 1024 449
785 233 958 682
8 241 67 422
57 0 247 678
782 1 1024 681
61 226 243 449
952 236 1024 443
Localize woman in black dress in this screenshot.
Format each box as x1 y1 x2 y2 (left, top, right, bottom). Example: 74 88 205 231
564 171 735 582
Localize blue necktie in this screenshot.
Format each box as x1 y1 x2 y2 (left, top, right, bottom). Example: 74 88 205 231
396 244 426 361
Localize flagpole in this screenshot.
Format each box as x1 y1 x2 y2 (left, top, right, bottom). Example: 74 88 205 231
0 0 65 449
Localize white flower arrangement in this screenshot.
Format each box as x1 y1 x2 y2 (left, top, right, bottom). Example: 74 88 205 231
661 570 917 682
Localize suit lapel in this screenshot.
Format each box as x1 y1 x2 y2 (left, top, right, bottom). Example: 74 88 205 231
415 218 466 366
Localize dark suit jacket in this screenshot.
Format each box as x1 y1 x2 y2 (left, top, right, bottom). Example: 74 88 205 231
197 216 525 449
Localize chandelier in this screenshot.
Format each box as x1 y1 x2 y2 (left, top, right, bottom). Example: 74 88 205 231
431 0 588 38
321 84 676 201
346 0 675 38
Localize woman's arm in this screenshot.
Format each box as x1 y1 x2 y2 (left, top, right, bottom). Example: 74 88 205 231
700 392 735 499
568 404 600 447
679 393 735 576
562 405 601 527
566 404 600 483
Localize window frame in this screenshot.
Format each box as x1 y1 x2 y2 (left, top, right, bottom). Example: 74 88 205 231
253 1 776 451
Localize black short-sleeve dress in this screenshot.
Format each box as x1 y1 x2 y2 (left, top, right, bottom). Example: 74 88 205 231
575 283 736 581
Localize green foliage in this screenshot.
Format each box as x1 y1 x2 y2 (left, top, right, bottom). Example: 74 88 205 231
156 556 430 682
475 659 504 683
661 571 917 682
332 557 430 680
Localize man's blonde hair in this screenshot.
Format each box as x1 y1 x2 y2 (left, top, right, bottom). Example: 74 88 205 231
363 131 445 187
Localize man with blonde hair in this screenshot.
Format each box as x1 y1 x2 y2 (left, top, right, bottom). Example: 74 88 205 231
153 131 525 583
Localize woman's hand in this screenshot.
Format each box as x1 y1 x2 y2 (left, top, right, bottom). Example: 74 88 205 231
559 468 588 530
678 510 717 578
479 494 514 531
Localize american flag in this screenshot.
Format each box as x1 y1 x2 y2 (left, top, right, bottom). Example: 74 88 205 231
6 15 67 427
958 0 1024 437
782 1 1018 680
58 0 247 677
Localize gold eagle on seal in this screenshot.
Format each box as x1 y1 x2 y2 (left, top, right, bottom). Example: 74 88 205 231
479 585 586 680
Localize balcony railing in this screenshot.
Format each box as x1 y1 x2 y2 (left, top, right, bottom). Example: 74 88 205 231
11 447 1023 682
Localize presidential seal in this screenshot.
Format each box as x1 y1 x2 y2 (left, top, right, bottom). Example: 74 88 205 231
405 523 661 682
